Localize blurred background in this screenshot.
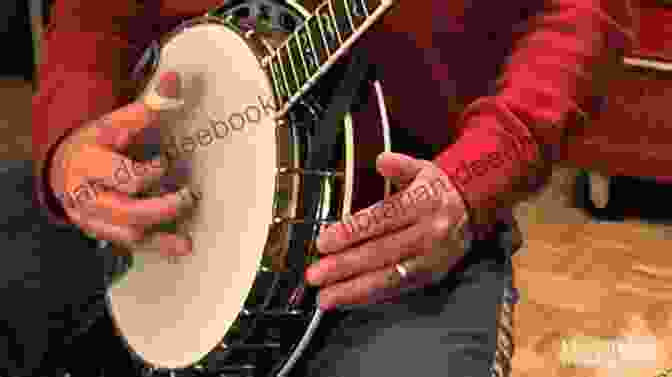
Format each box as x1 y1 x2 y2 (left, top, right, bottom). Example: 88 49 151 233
0 0 41 161
0 0 36 80
2 1 672 376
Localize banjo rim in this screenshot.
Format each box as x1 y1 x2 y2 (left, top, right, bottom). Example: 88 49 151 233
105 2 360 374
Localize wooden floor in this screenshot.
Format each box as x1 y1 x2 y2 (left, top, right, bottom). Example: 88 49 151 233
0 78 32 160
513 168 672 377
4 78 672 375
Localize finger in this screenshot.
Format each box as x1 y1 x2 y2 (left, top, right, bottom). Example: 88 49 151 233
376 152 427 186
307 219 433 286
131 232 193 257
395 216 471 283
62 151 168 199
96 71 184 150
143 71 185 112
59 144 121 189
398 252 460 285
68 209 144 246
317 178 444 254
78 187 195 227
317 226 469 312
317 264 403 311
112 156 168 195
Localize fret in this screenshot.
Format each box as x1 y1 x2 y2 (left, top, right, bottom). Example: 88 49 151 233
354 0 369 17
344 0 367 26
325 1 344 45
363 0 380 15
279 47 298 94
306 16 330 67
342 0 357 31
293 30 312 78
284 42 301 92
300 24 319 75
268 60 286 105
272 58 289 101
316 4 341 51
271 57 286 100
330 0 356 39
314 10 335 56
275 53 295 97
273 0 397 117
285 37 306 90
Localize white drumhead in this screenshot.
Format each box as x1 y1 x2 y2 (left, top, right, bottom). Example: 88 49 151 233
108 22 277 369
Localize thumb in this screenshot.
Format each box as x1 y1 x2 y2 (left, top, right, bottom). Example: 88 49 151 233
97 71 184 149
376 152 426 187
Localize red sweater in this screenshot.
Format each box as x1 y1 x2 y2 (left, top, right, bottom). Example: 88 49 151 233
32 0 634 227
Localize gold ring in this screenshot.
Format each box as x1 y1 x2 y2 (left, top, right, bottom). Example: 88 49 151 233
395 262 409 280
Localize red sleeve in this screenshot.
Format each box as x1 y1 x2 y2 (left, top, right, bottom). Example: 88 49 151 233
31 1 187 221
434 0 635 218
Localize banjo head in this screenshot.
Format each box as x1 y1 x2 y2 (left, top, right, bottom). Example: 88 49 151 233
105 0 391 375
109 19 278 369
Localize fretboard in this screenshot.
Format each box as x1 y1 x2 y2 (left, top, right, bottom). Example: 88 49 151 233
263 0 396 117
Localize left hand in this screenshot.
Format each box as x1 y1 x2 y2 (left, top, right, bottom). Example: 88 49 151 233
305 152 472 311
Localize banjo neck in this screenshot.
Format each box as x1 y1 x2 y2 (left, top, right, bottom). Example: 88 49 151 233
263 0 397 117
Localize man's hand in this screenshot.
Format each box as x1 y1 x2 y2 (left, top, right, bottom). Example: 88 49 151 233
306 152 471 311
49 71 194 257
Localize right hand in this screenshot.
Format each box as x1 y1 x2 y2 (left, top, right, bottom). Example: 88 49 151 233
48 71 194 257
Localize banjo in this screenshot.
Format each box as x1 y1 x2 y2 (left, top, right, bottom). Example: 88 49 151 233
106 0 397 376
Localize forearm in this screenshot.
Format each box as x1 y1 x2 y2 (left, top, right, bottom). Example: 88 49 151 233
31 1 180 219
434 0 635 220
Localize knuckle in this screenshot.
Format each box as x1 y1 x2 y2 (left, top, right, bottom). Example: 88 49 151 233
118 230 143 248
324 257 348 282
67 210 88 229
325 256 342 275
325 220 351 241
125 180 146 195
428 193 444 212
431 217 453 236
110 211 132 226
336 222 354 240
125 229 144 243
419 159 435 169
340 252 360 272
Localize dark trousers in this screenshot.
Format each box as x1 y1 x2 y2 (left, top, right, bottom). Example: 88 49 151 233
0 161 516 377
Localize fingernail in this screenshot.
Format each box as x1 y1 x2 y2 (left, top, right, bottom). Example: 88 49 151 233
162 234 193 257
184 232 194 251
175 236 193 256
157 71 181 99
304 267 318 286
144 71 185 111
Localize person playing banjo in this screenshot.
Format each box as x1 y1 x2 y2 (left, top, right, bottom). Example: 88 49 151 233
2 0 633 376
